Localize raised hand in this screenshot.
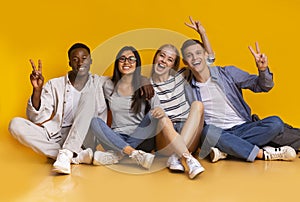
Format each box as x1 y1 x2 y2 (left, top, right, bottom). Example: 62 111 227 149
184 16 215 59
184 16 206 35
248 42 268 71
29 59 44 91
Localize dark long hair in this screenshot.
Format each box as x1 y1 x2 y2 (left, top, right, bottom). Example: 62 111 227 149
112 46 147 114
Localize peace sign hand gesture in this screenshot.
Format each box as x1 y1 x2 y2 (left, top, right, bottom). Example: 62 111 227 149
248 42 268 71
184 16 206 35
29 59 44 91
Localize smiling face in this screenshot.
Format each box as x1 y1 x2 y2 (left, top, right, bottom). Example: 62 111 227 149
182 43 208 74
69 48 91 77
153 46 177 78
118 50 137 76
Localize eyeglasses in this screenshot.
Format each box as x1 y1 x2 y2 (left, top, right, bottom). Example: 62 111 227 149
118 56 137 64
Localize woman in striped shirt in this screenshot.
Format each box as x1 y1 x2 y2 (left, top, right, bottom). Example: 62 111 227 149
151 44 205 174
151 17 215 174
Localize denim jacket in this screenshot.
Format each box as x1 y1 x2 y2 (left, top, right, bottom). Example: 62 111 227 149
183 66 274 122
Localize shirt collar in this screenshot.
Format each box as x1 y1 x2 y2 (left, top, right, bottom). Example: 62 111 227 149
191 66 218 87
65 72 92 85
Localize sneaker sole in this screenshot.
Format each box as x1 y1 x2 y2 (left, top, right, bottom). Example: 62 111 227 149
210 151 218 163
189 166 205 179
52 166 71 174
93 159 118 166
210 148 220 163
168 165 185 172
169 168 185 173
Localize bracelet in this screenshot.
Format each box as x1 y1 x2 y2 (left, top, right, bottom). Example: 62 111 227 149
206 55 215 65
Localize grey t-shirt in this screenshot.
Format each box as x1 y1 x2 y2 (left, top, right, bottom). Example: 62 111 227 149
103 79 161 135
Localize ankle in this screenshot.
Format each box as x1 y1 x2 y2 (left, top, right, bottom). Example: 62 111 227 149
257 149 264 159
123 146 135 156
182 152 192 160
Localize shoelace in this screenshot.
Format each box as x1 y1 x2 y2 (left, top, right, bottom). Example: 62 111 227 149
101 154 116 164
169 155 180 165
57 151 70 162
98 151 119 164
171 158 181 166
107 150 121 160
130 151 143 165
186 157 200 168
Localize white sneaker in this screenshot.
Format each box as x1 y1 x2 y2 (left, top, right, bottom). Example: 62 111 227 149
53 149 73 174
166 154 185 172
263 146 296 161
129 150 155 169
71 148 93 164
210 147 228 163
183 153 205 179
93 150 120 166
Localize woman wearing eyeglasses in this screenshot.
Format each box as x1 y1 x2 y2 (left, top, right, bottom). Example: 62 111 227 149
88 46 164 169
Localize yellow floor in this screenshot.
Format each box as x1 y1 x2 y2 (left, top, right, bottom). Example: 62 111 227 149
1 132 300 202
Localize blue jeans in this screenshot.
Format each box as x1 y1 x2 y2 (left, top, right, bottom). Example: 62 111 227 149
199 116 284 162
89 113 159 153
173 121 185 133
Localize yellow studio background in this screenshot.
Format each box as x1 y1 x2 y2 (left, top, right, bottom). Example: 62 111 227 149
1 0 300 139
